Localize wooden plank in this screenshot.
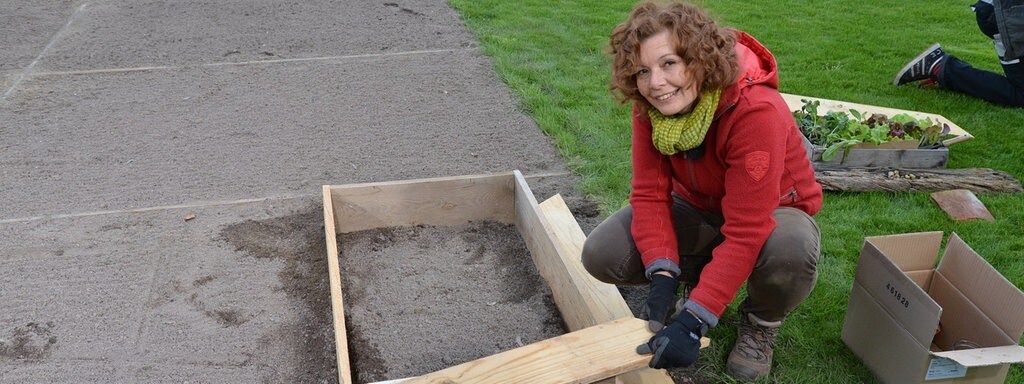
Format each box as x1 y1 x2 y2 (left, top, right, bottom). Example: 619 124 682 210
781 93 972 146
401 317 652 384
515 172 597 329
327 172 516 234
537 195 682 384
535 194 635 325
513 171 643 329
815 167 1023 193
811 147 947 169
323 186 354 384
930 189 995 221
512 171 674 384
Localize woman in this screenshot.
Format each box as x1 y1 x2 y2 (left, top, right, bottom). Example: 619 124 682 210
581 2 823 381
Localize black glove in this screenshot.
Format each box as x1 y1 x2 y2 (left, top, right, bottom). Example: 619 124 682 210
645 274 680 332
636 309 706 369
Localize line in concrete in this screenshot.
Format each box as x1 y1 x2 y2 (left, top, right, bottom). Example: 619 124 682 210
2 356 269 369
206 48 479 67
0 193 315 224
0 172 572 224
27 48 479 78
2 2 89 100
31 65 179 77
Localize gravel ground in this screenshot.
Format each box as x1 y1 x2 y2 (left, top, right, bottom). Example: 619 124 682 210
0 0 601 382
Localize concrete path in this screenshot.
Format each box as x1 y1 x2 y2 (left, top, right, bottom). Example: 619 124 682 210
0 1 585 382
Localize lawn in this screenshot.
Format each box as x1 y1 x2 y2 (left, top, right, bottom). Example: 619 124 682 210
449 0 1024 383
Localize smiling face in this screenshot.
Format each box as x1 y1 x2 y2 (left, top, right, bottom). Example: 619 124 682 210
636 30 699 116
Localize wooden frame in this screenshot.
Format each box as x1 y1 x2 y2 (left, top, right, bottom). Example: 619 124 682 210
323 171 674 384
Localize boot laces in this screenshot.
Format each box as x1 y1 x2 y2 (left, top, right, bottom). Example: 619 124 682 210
736 319 778 360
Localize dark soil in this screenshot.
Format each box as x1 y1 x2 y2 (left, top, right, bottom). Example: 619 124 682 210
337 221 566 383
0 322 58 360
220 207 337 383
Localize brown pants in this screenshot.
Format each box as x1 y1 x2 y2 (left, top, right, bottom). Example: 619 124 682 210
582 195 820 325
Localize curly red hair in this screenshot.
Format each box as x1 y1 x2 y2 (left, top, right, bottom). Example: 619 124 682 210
609 2 738 113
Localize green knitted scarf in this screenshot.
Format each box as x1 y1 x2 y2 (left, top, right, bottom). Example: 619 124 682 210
648 88 722 155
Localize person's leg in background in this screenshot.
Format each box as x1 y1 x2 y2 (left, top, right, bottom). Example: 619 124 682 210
937 0 1024 107
893 1 1024 107
936 55 1024 107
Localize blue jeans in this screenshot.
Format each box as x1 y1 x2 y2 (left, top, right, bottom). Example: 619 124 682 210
938 54 1024 107
942 1 1024 107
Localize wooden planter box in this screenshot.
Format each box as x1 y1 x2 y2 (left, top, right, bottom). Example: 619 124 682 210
782 94 972 169
810 141 949 169
321 171 676 384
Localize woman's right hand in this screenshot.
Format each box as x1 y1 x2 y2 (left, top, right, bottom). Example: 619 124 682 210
637 308 705 368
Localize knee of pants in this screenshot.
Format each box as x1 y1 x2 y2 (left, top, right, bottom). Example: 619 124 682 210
581 236 619 284
749 254 818 292
746 248 819 319
582 234 647 285
761 233 819 269
754 210 821 286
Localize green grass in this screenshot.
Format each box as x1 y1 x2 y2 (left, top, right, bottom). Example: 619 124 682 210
448 0 1024 383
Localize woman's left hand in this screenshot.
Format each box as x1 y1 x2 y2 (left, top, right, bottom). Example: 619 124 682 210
645 273 679 331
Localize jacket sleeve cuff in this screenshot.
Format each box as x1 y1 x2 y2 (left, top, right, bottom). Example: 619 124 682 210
683 300 720 328
644 259 681 279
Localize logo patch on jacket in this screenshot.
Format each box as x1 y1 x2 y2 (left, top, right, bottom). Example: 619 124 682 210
744 151 770 181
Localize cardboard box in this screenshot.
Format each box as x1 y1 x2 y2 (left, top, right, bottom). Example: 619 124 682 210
842 232 1024 383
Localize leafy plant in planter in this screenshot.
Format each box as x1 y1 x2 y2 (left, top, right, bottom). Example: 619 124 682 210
793 99 952 162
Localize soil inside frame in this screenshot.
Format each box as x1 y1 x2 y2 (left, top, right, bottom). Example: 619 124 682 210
336 220 567 383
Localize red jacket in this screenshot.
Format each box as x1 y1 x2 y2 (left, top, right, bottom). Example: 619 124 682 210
629 31 823 317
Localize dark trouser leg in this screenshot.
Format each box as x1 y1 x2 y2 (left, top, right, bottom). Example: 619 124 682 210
938 54 1024 107
581 195 723 286
668 196 725 285
581 204 647 285
583 200 820 325
1004 58 1024 95
738 207 821 326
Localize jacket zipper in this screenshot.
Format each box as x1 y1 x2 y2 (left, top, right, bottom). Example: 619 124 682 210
780 189 798 204
714 102 738 120
703 101 738 209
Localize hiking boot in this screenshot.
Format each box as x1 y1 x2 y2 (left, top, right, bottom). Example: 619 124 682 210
893 43 945 85
726 312 779 381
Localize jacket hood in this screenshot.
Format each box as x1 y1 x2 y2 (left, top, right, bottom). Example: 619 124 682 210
717 30 779 113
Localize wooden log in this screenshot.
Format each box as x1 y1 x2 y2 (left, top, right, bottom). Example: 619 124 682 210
814 167 1022 193
401 318 652 384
